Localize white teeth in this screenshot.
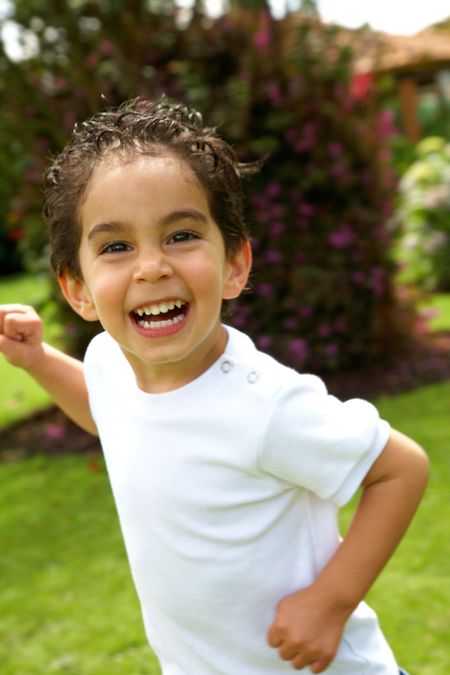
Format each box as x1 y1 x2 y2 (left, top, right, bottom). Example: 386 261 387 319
134 300 186 317
138 314 185 329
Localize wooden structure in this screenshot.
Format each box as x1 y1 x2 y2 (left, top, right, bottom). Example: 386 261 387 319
349 27 450 140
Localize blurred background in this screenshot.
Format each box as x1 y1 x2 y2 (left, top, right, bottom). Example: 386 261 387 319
1 0 450 387
0 2 449 674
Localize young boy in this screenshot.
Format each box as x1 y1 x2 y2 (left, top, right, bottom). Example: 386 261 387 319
0 98 427 674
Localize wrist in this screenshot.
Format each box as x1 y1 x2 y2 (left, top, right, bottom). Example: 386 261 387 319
312 573 360 619
25 342 51 375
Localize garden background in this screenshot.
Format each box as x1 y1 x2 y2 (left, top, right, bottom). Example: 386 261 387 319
1 0 449 673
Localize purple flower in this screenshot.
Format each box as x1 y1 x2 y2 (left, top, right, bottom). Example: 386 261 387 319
323 343 339 359
99 40 115 55
328 142 343 158
328 224 354 249
270 222 285 238
371 267 385 296
253 29 271 51
256 282 273 297
329 164 348 180
231 312 247 329
263 250 283 264
257 335 273 350
266 181 281 199
288 338 309 363
266 83 282 105
45 424 66 440
297 203 316 218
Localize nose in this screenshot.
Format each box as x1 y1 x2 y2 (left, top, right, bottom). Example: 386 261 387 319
133 247 173 284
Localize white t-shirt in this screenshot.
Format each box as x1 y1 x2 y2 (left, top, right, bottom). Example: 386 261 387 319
84 326 399 674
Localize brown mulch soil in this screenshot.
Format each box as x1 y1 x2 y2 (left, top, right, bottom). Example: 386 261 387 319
0 407 101 462
2 333 450 461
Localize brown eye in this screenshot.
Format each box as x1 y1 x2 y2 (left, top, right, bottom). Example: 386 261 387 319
168 231 199 244
100 241 130 254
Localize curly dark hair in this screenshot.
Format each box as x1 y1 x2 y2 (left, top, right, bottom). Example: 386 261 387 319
44 96 258 279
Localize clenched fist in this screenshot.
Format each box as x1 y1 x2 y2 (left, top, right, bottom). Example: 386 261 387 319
0 304 45 370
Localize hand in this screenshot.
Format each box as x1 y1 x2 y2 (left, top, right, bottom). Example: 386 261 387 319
267 584 352 673
0 304 45 370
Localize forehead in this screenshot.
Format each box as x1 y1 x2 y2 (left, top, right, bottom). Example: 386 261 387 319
80 152 211 220
88 151 203 193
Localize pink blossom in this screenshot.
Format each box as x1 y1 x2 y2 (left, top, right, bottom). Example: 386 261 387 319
253 29 271 51
297 203 316 218
266 182 281 198
45 424 66 440
329 164 348 180
376 109 397 140
99 40 115 55
257 335 273 350
264 250 283 264
283 317 299 331
328 142 343 158
256 282 273 297
288 338 309 361
270 222 285 238
266 83 282 105
328 224 354 249
371 267 385 296
350 72 373 100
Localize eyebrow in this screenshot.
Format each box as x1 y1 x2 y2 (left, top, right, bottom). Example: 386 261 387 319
87 209 209 243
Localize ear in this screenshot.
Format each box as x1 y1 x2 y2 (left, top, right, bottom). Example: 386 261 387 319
58 271 99 322
222 240 252 301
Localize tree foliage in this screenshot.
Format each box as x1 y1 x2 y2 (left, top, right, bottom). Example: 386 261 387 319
0 1 411 372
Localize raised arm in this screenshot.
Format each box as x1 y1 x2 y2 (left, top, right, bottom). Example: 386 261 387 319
267 429 429 672
0 304 97 435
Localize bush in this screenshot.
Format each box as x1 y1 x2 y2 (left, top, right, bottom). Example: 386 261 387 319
0 2 412 371
395 136 450 292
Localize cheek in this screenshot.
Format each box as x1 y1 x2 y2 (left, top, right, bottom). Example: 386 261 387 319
190 262 225 299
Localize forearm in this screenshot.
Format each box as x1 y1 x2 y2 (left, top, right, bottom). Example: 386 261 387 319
314 430 429 612
27 343 97 435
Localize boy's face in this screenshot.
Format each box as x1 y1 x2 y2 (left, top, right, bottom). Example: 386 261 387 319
60 153 251 392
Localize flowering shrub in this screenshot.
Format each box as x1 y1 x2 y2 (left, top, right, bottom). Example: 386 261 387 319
0 2 411 372
395 136 450 291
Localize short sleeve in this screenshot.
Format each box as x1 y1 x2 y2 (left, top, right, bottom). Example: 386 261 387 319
258 375 390 506
83 331 130 426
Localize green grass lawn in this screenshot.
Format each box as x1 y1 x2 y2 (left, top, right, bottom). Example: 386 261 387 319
0 382 449 674
0 274 58 427
0 454 160 675
1 274 449 673
420 293 450 331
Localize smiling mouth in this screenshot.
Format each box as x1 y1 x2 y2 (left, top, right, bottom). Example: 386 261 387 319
130 300 188 329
